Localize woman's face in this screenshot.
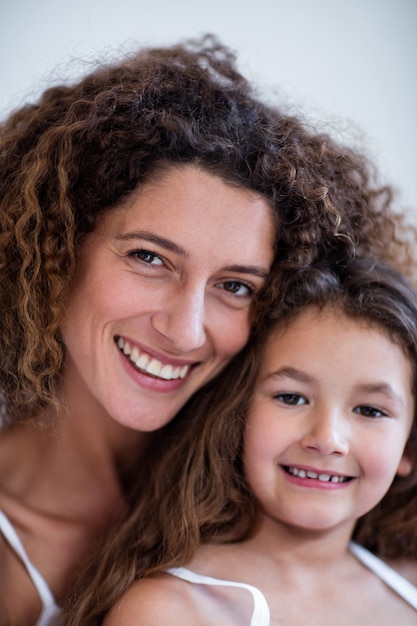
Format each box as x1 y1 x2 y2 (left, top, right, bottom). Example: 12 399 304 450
61 165 275 431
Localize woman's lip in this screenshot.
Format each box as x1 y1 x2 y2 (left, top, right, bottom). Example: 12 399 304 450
114 335 201 367
116 335 202 384
117 342 196 391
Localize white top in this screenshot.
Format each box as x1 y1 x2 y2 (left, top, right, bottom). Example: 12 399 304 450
166 541 417 625
166 565 270 626
349 541 417 610
0 510 61 626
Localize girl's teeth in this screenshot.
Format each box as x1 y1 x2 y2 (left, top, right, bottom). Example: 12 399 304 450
289 467 345 483
319 473 331 481
130 346 139 362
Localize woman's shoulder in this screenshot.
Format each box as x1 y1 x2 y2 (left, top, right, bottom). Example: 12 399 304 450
103 573 201 626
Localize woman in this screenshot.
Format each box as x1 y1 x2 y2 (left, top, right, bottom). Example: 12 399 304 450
0 34 414 625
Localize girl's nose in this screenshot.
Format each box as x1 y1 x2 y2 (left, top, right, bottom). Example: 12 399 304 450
300 409 349 457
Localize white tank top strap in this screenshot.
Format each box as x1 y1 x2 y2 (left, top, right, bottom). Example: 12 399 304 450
0 510 60 625
166 566 270 626
349 541 417 610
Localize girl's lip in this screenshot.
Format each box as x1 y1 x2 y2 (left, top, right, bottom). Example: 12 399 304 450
282 464 353 485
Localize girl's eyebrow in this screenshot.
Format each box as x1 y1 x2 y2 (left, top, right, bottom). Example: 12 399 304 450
265 366 313 384
265 369 406 409
116 231 270 279
355 382 405 408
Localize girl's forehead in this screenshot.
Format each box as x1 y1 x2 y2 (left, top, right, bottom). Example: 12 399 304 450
269 306 412 390
271 303 398 342
266 303 413 370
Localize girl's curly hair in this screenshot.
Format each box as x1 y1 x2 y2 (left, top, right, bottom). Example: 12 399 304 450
0 34 415 422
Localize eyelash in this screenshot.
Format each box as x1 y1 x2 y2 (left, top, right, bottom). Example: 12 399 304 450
220 280 255 298
274 393 307 406
353 406 388 418
273 396 389 418
127 250 256 298
128 249 164 266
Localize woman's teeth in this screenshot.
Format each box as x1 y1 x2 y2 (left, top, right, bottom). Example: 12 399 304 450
287 467 348 483
116 337 190 381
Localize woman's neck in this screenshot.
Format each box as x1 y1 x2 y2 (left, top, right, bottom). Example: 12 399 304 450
0 397 149 526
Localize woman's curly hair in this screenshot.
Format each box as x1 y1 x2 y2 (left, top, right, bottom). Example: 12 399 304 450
0 34 415 423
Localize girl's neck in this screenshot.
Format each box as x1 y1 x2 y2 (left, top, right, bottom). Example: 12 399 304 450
245 513 355 565
192 513 356 583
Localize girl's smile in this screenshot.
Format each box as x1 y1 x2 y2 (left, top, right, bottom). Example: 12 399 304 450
282 464 353 488
244 305 414 534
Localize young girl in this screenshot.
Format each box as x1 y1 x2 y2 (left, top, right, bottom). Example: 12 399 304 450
64 257 417 624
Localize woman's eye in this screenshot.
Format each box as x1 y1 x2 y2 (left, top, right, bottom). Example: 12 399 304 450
130 250 164 266
275 393 307 406
220 281 254 297
353 405 387 418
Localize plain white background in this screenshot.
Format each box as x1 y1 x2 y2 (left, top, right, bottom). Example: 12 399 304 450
1 0 416 215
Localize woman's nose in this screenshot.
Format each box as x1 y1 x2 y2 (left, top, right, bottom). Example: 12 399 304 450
150 286 206 353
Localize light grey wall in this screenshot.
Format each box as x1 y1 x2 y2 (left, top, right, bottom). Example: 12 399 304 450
1 0 416 214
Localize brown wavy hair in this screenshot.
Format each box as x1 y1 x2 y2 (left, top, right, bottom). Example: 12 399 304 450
1 34 416 424
62 256 417 624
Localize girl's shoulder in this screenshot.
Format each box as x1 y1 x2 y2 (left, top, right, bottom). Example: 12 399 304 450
350 542 417 612
103 573 204 626
103 566 254 626
387 559 417 587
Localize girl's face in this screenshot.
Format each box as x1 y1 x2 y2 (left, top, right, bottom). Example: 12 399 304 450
243 306 414 536
61 165 275 431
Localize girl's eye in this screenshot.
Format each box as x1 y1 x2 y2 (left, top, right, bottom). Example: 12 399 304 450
130 250 164 266
353 405 387 418
275 393 308 406
220 281 254 297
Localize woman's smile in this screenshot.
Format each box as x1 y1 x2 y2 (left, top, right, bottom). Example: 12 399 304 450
61 165 275 431
116 336 193 383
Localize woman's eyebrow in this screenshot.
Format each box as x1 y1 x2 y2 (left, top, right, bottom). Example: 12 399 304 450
116 233 270 278
222 265 270 279
116 231 188 257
